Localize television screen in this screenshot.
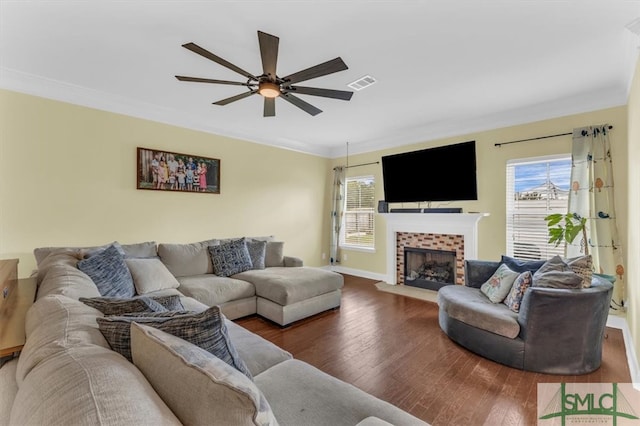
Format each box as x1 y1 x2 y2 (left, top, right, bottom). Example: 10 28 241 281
381 141 477 203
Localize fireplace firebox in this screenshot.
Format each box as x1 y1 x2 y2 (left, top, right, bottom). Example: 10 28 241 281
404 247 456 291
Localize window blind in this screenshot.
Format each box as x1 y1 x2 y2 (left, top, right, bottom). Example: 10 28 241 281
341 176 375 249
506 155 571 260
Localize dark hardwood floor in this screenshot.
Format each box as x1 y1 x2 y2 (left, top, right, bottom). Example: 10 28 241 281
235 274 631 426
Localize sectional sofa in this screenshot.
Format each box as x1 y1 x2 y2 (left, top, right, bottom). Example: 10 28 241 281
1 239 429 425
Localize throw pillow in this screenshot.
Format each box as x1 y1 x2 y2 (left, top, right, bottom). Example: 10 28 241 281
97 305 253 379
503 271 532 313
500 255 546 273
77 244 135 298
246 239 267 270
565 255 593 288
130 323 277 426
208 238 253 277
125 258 180 294
265 241 284 267
79 295 184 316
82 241 127 258
532 256 583 289
480 263 520 303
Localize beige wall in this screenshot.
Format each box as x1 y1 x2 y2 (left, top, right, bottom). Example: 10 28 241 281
330 106 628 285
0 90 330 277
627 56 640 363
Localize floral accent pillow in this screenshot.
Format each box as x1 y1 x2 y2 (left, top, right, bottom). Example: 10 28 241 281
503 271 532 312
480 263 520 303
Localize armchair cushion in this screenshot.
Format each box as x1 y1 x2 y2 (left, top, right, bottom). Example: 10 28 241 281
532 256 582 289
437 285 520 338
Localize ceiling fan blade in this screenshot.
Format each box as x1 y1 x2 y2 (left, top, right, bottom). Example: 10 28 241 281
258 31 279 80
213 91 256 106
280 93 322 116
175 76 254 87
282 57 348 85
264 97 276 117
285 85 353 101
182 42 257 80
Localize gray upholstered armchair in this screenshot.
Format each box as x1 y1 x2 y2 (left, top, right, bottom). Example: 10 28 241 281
437 259 614 374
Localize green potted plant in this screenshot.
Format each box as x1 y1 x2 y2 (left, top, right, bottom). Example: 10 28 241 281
544 213 589 256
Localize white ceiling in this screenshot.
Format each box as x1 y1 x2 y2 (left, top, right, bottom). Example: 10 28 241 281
1 1 639 158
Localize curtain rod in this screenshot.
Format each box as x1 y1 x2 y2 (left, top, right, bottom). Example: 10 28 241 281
333 161 379 171
494 125 613 147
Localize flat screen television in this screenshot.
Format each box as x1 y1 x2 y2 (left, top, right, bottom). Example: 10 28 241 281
381 140 477 203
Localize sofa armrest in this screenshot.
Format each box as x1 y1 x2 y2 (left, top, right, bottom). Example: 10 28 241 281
464 260 500 288
283 256 303 267
517 282 613 373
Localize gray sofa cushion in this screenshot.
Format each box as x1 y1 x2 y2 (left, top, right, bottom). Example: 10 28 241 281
255 359 428 426
11 346 181 426
125 258 180 294
225 320 292 377
157 239 218 277
234 267 344 305
177 275 255 306
437 285 520 339
34 241 158 266
130 324 278 426
265 242 284 267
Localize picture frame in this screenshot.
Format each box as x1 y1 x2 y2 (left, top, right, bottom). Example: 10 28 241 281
137 147 220 194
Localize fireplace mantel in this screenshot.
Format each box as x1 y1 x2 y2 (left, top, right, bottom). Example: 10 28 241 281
381 212 489 285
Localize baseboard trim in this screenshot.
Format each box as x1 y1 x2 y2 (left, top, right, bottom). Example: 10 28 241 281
606 314 640 389
323 265 388 282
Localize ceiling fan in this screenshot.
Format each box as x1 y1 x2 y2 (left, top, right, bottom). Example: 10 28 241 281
175 30 354 117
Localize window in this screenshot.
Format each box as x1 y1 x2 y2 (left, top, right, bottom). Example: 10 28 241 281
341 176 375 250
506 155 571 260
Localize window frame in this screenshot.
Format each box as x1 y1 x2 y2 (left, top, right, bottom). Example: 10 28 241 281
506 153 571 260
339 175 376 252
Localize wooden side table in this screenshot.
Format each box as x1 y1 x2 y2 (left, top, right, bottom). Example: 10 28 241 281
0 259 37 358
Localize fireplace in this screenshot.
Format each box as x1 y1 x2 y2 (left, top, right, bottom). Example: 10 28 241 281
404 247 456 290
382 212 488 285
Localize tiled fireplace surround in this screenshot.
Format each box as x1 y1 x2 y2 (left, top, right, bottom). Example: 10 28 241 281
382 213 488 285
396 232 465 285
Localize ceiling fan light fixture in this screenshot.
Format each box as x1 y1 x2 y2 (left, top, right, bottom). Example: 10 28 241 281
258 81 280 98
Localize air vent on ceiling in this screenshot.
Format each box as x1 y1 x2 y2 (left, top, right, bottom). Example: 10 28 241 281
626 17 640 36
348 75 377 91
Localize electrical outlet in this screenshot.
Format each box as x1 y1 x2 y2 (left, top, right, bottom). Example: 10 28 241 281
343 253 348 261
322 253 326 260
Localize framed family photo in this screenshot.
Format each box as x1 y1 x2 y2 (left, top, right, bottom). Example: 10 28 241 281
137 147 220 194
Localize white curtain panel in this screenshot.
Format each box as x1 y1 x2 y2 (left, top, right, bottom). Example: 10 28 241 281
330 167 345 266
568 125 625 308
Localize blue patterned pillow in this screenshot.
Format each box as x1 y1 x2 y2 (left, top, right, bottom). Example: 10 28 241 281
503 271 532 312
208 238 253 277
77 244 135 298
246 239 267 270
97 305 253 380
79 295 184 315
